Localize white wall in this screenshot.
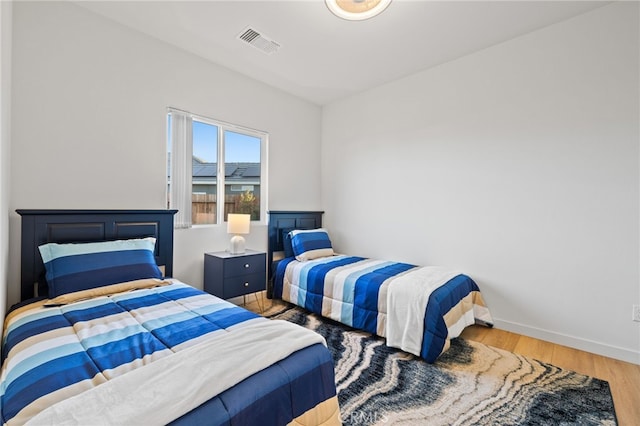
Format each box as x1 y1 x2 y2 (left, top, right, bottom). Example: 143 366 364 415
0 0 12 323
8 1 322 306
322 2 639 363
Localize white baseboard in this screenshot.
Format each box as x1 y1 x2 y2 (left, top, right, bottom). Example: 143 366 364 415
492 319 640 365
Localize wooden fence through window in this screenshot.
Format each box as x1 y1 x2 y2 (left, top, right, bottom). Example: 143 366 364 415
191 193 259 224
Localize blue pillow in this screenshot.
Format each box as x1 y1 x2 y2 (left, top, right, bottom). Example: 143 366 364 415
39 237 163 298
282 229 294 258
289 229 334 261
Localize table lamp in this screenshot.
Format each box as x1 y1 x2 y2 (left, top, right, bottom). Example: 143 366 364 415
227 213 251 254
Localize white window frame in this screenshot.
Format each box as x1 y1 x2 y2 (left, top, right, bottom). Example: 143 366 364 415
167 108 268 227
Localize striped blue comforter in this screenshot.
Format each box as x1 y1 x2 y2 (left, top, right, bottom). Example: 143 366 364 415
1 281 338 425
274 255 493 363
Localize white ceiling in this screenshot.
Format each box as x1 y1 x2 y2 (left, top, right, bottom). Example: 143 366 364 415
75 0 610 106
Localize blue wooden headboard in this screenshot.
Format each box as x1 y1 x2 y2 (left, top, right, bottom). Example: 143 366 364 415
267 210 324 295
16 209 177 301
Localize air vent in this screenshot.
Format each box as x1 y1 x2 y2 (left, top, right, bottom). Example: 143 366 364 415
237 27 281 55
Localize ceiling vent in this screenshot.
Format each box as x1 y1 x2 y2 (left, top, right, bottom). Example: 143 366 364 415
237 27 281 55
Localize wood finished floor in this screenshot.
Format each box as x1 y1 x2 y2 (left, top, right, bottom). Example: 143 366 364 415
245 294 640 426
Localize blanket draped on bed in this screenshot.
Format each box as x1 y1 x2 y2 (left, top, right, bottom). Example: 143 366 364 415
1 281 334 425
386 266 463 355
26 319 325 425
274 255 493 363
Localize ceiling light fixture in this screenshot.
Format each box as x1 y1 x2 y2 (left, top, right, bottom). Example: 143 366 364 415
325 0 392 21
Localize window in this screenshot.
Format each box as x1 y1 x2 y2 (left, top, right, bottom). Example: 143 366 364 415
167 109 267 227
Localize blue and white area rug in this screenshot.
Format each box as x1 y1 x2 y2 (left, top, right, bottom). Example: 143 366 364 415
266 304 617 426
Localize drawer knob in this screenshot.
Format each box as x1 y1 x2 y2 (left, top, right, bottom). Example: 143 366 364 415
244 264 250 268
244 282 249 287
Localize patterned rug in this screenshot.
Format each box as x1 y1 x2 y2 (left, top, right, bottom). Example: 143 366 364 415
265 304 617 426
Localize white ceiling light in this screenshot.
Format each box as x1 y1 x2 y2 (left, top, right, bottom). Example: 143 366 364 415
325 0 392 21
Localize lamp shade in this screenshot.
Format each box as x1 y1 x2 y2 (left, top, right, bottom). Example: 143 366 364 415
227 214 251 235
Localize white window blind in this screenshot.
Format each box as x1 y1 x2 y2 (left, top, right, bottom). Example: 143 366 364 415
169 110 193 229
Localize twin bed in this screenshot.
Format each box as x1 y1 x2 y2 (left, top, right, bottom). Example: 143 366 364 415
1 210 340 425
268 211 493 364
1 209 493 425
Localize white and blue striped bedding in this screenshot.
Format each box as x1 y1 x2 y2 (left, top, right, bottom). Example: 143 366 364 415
274 255 493 363
1 281 339 425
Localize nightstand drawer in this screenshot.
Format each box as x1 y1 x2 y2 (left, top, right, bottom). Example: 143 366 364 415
224 255 266 278
221 273 265 299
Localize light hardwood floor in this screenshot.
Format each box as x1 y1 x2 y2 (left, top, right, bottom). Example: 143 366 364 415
246 294 640 426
